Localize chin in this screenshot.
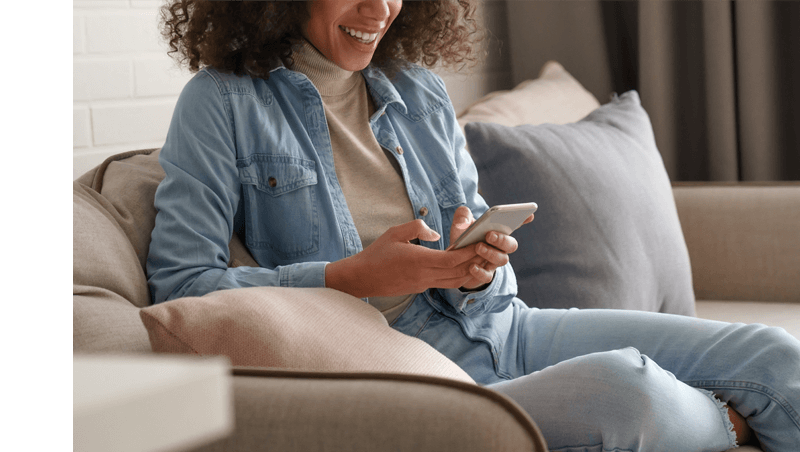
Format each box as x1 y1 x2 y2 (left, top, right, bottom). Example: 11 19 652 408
336 57 372 72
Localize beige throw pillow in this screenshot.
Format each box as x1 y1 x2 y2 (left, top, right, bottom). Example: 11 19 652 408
457 61 601 133
140 287 476 384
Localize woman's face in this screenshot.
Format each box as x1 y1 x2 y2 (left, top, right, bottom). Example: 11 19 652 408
304 0 402 71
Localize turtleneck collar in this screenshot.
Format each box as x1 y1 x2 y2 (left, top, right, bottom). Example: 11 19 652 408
289 39 362 97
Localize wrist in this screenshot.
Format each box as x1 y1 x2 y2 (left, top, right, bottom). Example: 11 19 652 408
460 282 490 293
325 257 363 298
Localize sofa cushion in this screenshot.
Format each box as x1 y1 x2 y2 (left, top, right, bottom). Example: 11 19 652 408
140 287 475 384
90 149 165 270
73 181 150 308
73 286 152 353
695 300 800 341
465 91 695 314
673 184 800 302
457 61 601 134
73 181 153 352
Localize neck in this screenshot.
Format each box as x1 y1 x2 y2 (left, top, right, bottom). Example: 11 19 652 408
290 40 361 97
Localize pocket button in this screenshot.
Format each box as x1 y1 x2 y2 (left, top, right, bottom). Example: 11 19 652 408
268 177 277 188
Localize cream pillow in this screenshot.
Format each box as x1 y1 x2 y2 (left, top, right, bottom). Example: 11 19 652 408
457 61 601 134
140 287 475 384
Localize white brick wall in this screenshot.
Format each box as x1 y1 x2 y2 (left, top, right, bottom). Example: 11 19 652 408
73 0 193 179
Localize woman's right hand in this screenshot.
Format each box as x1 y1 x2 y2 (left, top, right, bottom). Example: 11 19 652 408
325 219 481 298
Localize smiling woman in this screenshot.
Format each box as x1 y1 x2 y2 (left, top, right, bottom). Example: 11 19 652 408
147 1 800 451
304 0 402 71
159 0 482 79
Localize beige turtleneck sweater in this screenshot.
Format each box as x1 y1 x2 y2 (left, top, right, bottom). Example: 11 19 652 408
290 40 417 323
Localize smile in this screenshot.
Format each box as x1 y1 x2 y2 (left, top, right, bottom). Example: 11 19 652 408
339 26 378 44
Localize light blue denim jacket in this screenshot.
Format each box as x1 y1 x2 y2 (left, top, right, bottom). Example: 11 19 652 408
147 61 519 381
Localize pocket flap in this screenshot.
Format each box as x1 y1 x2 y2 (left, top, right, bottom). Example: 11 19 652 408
433 170 467 208
237 155 318 196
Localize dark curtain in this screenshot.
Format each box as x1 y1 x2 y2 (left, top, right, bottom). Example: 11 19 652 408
505 0 800 181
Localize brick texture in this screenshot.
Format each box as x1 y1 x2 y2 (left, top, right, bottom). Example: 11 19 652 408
73 1 193 178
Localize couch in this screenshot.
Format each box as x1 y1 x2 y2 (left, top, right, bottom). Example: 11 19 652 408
73 61 800 452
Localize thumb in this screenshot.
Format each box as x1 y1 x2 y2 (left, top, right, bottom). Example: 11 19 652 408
395 219 441 242
452 206 474 230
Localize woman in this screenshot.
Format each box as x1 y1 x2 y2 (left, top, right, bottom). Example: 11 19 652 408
148 1 800 451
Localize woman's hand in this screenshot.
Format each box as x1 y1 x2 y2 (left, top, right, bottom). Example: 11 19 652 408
450 206 534 290
325 219 482 298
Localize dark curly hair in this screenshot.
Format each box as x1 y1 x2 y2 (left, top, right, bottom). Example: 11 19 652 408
159 0 484 79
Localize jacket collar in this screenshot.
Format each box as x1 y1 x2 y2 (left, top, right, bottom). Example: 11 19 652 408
269 58 407 116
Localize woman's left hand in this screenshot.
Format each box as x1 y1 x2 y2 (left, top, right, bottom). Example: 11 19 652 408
449 206 534 290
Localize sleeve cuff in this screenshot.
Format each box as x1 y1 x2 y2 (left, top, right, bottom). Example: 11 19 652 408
441 270 502 316
278 261 329 288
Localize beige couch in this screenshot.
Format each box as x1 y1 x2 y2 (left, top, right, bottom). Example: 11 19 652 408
73 62 799 452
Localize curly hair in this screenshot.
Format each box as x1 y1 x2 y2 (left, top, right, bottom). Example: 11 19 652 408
159 0 484 79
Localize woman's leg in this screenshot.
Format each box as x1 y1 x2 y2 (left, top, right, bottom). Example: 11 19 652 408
489 347 738 452
488 303 800 452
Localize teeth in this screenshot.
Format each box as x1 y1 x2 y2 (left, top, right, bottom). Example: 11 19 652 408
341 26 378 44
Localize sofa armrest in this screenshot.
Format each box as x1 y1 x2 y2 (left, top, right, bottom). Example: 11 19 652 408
672 182 800 302
190 368 548 452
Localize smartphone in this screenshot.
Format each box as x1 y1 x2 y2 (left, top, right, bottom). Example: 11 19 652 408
447 202 538 250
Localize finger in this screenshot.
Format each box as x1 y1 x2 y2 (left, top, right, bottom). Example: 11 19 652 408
467 263 494 285
393 219 441 242
475 242 509 268
485 231 518 254
442 246 481 268
452 206 474 230
522 213 535 225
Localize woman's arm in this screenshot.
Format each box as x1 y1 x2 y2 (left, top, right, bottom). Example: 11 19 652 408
146 72 326 304
432 73 521 315
324 219 483 298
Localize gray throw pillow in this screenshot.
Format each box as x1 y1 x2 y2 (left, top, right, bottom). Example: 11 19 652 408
465 91 695 315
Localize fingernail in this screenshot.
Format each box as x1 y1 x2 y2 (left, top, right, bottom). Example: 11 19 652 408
489 232 497 242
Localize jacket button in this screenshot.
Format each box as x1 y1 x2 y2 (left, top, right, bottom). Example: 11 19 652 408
419 206 428 216
268 177 277 187
396 145 404 155
467 298 476 304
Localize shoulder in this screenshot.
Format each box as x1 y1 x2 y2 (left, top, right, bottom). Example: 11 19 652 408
392 63 449 96
179 67 274 107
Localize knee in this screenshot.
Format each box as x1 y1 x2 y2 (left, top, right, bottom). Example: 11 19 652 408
758 326 800 360
564 348 671 427
746 325 800 386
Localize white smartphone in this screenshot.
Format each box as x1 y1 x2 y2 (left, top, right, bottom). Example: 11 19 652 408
447 202 538 250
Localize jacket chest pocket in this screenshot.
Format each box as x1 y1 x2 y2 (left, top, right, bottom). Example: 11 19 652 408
237 155 320 259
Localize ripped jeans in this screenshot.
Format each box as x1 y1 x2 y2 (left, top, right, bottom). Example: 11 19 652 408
483 304 800 452
398 297 800 452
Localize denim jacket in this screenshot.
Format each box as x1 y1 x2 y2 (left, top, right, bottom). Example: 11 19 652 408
147 62 520 381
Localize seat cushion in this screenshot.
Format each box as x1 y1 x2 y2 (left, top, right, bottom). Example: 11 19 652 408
695 300 800 341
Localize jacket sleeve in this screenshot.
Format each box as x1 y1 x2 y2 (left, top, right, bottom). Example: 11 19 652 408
146 71 327 304
431 74 519 317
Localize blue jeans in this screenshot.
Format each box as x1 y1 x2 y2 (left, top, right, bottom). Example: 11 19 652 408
484 303 800 452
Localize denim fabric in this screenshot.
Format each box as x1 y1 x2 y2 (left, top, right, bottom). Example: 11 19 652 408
483 303 800 452
147 62 518 353
147 61 800 452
